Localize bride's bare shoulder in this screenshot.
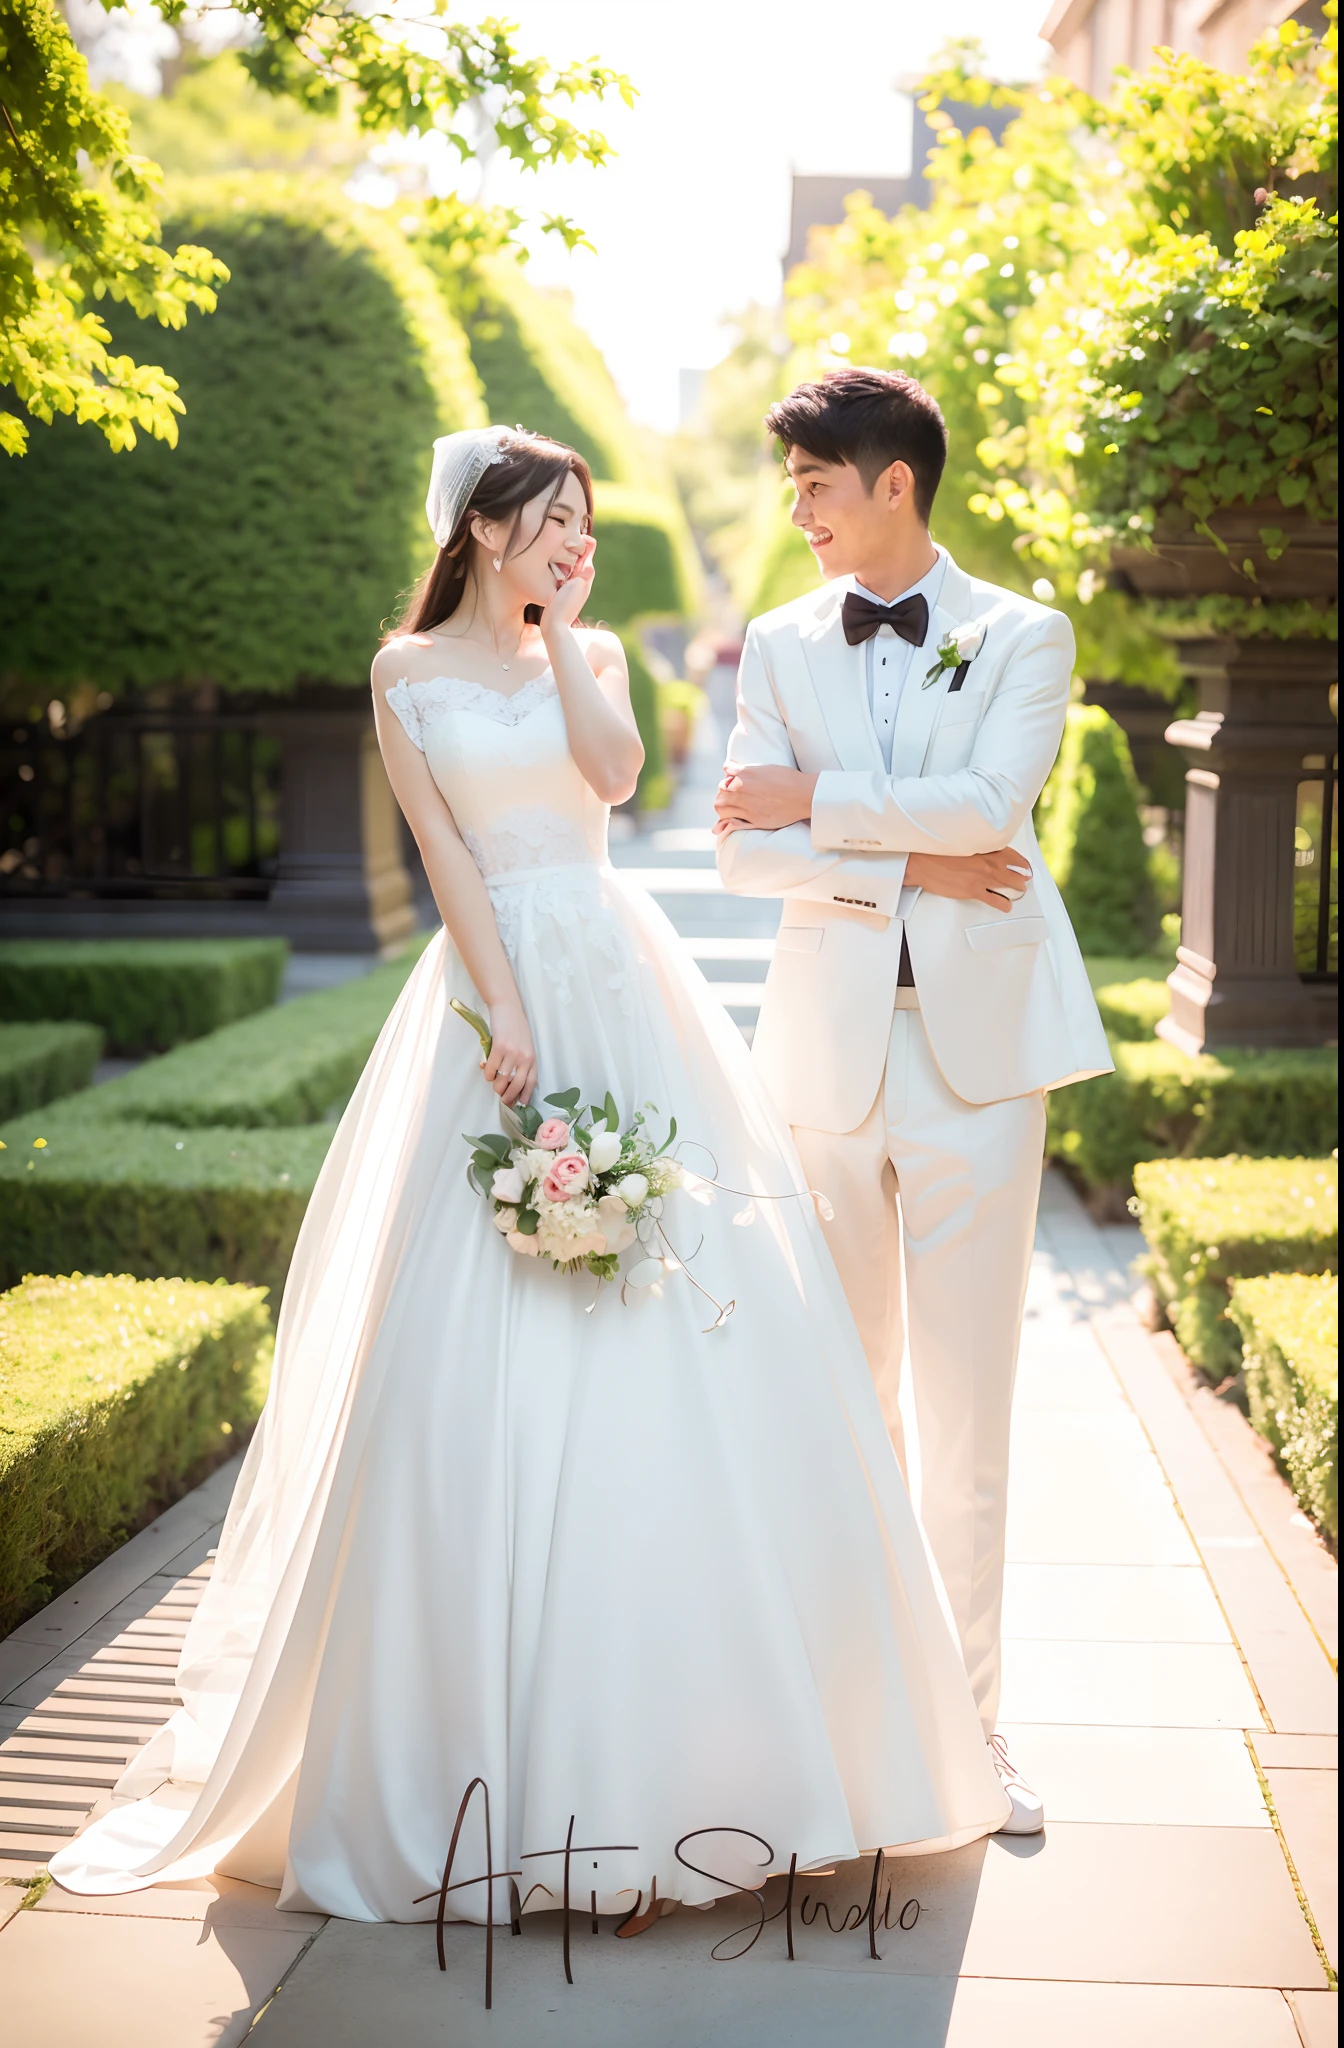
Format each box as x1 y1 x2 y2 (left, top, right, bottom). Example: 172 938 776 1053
371 633 435 687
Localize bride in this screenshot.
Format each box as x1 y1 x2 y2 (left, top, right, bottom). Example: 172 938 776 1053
50 426 1008 1927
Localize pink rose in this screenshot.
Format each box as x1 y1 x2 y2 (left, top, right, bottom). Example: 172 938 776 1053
541 1152 590 1202
535 1119 571 1150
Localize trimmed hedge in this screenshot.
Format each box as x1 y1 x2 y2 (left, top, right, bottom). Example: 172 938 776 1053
1037 704 1159 956
0 1120 331 1299
624 633 671 813
0 947 428 1294
0 176 484 697
0 1022 103 1121
0 938 288 1054
69 955 420 1129
1132 1156 1338 1377
1048 1041 1338 1203
465 257 646 486
1092 978 1170 1042
590 481 698 626
1229 1273 1338 1544
459 257 697 625
0 1275 272 1634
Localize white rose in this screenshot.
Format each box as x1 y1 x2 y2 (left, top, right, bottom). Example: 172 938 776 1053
953 621 986 661
491 1165 525 1204
505 1228 541 1256
616 1172 649 1209
493 1206 518 1233
587 1128 623 1174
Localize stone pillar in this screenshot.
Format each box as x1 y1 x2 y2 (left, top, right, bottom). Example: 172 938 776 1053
265 691 416 953
1160 638 1337 1054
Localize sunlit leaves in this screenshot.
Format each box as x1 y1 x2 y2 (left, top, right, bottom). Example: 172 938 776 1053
1 0 632 454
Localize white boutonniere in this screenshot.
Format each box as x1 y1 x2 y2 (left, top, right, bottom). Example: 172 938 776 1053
923 619 987 688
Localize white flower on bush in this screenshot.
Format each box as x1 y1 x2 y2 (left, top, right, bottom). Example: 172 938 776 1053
616 1172 649 1209
491 1165 525 1205
588 1128 623 1174
493 1206 519 1234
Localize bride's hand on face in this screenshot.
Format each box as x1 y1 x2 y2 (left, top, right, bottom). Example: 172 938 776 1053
481 997 537 1107
540 534 596 638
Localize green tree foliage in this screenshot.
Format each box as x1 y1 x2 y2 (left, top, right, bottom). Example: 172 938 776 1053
1005 22 1337 575
451 255 698 626
111 49 369 182
778 12 1337 665
0 0 228 456
1 0 630 454
0 177 484 696
1036 704 1158 954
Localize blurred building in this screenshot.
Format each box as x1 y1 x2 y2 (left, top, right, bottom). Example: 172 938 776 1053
784 97 1014 273
1039 0 1328 92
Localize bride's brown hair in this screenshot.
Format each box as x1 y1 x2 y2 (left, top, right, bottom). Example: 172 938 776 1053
392 434 594 638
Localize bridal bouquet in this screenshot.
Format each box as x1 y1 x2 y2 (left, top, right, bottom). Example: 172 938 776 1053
455 1002 684 1285
464 1091 683 1282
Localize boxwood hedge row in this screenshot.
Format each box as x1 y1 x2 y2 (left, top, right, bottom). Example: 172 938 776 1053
0 1022 103 1121
0 1274 272 1633
0 938 287 1054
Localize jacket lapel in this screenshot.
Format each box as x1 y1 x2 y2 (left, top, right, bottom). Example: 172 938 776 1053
890 555 974 778
798 585 883 771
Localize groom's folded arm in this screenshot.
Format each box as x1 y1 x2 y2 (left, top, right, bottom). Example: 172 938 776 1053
810 613 1073 858
715 629 908 916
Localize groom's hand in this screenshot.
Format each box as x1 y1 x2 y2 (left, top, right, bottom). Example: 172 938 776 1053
713 764 819 835
906 848 1032 910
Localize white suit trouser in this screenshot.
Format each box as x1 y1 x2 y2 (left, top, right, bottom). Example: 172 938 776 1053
791 1006 1045 1733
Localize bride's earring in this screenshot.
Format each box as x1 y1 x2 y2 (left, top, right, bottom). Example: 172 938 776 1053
492 556 502 573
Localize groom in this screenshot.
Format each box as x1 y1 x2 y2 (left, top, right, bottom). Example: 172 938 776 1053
715 367 1111 1830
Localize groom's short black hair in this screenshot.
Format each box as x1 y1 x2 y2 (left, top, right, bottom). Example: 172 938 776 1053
765 369 948 523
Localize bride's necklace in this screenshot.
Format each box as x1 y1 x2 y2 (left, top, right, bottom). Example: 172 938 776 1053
435 621 524 674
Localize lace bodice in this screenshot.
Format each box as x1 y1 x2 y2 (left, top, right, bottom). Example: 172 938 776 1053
384 671 609 882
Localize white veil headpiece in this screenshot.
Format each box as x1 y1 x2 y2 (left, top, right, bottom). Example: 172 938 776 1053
425 425 530 551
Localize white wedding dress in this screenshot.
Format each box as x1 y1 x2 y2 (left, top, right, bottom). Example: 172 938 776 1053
50 667 1008 1922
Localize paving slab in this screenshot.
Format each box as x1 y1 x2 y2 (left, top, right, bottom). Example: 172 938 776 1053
37 1873 325 1930
943 1978 1303 2047
993 1723 1271 1828
1001 1560 1230 1642
998 1637 1264 1728
0 1904 316 2048
1263 1766 1337 1969
958 1823 1325 1988
248 1914 965 2048
1257 1735 1338 1770
1288 1989 1340 2048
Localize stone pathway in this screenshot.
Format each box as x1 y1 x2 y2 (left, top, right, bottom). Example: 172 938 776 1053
1 716 1336 2044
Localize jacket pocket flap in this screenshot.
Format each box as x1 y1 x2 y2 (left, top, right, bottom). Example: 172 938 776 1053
965 915 1048 954
774 925 824 955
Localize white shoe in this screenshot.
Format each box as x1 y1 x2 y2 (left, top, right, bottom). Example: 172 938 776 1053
989 1733 1045 1835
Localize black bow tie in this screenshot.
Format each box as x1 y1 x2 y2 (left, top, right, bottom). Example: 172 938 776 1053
841 590 929 649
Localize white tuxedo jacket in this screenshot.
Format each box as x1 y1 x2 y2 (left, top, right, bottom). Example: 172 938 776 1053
716 556 1113 1133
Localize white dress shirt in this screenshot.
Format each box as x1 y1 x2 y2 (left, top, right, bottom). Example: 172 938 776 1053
846 548 948 941
848 546 949 772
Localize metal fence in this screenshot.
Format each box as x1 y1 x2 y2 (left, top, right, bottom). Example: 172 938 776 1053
1 700 281 900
